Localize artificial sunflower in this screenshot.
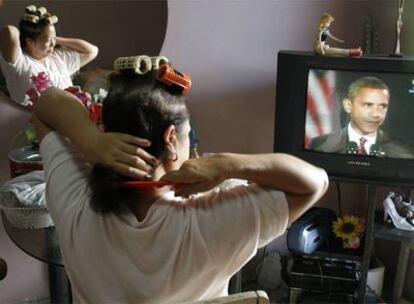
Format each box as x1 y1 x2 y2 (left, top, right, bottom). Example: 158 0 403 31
332 215 365 239
333 215 366 249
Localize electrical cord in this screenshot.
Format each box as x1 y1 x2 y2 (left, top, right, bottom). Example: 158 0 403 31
336 181 343 217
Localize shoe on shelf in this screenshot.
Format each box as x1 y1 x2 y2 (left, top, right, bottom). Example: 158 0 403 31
383 192 414 231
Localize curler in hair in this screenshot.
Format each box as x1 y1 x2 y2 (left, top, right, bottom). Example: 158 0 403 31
25 5 37 13
37 7 48 16
23 13 40 24
23 5 58 25
150 56 169 70
156 64 192 95
45 15 58 25
113 55 152 75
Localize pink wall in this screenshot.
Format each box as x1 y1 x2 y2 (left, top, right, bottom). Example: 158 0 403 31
161 0 368 154
2 0 412 302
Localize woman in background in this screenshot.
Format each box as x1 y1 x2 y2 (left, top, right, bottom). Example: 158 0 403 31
33 60 328 303
0 5 98 105
314 13 362 57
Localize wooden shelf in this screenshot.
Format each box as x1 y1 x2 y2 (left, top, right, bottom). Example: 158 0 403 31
374 222 414 243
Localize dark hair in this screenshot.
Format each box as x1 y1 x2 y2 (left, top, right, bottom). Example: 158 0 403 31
347 76 390 101
89 70 190 215
18 19 51 49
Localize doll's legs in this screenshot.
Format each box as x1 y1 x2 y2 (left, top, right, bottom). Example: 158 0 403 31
314 44 325 56
348 48 363 57
325 47 363 57
324 47 350 56
317 45 362 57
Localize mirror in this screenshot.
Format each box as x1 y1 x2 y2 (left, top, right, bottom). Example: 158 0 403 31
0 0 168 69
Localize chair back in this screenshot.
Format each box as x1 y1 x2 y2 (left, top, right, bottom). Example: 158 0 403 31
0 257 7 280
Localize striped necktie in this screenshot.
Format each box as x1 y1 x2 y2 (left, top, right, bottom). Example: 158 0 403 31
357 137 367 155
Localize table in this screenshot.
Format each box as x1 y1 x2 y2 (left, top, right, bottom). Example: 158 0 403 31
1 211 62 265
374 221 414 303
1 211 71 303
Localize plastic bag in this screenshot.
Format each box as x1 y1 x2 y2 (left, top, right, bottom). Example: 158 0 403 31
0 170 45 207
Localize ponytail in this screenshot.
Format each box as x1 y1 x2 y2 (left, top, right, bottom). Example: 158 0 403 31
89 165 138 214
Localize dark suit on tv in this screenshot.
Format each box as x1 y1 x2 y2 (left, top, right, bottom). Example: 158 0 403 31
309 127 414 158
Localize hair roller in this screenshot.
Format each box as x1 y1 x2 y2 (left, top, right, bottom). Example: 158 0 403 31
23 13 40 24
25 5 37 14
22 5 58 25
113 55 152 75
150 56 169 70
156 64 192 95
37 7 48 16
45 15 58 25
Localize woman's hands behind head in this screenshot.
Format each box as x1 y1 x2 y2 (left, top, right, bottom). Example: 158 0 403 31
35 88 158 180
85 132 159 180
161 154 228 197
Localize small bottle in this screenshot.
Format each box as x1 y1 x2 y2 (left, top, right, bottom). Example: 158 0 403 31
189 121 200 159
190 146 200 159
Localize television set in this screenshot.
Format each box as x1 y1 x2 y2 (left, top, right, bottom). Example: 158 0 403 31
274 51 414 183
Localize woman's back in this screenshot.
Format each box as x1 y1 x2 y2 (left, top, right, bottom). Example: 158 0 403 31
35 59 328 303
42 132 289 303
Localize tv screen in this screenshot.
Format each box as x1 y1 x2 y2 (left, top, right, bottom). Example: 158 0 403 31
274 51 414 183
305 68 414 158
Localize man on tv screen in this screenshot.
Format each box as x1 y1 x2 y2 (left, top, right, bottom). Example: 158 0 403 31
309 76 414 158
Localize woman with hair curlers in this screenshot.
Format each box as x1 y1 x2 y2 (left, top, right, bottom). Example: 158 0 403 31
0 5 98 106
33 56 328 303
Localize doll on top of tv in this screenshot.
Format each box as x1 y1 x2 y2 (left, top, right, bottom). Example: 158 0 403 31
314 13 362 57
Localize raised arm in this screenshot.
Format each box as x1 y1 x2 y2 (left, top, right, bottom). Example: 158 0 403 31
55 36 98 67
0 25 21 63
33 87 158 178
327 32 344 43
162 153 329 225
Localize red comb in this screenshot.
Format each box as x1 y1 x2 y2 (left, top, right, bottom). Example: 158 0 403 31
122 181 185 189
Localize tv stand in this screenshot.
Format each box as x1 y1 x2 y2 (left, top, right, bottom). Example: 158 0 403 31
331 177 414 304
389 53 404 58
274 50 414 302
357 183 377 304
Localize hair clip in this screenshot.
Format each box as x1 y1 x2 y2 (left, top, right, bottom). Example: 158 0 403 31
156 64 192 95
150 56 169 70
23 13 40 24
45 15 58 25
113 55 152 75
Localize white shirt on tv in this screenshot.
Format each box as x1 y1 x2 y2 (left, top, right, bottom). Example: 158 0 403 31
347 123 376 153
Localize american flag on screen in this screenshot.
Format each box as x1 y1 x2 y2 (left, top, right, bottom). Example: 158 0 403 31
304 69 339 148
